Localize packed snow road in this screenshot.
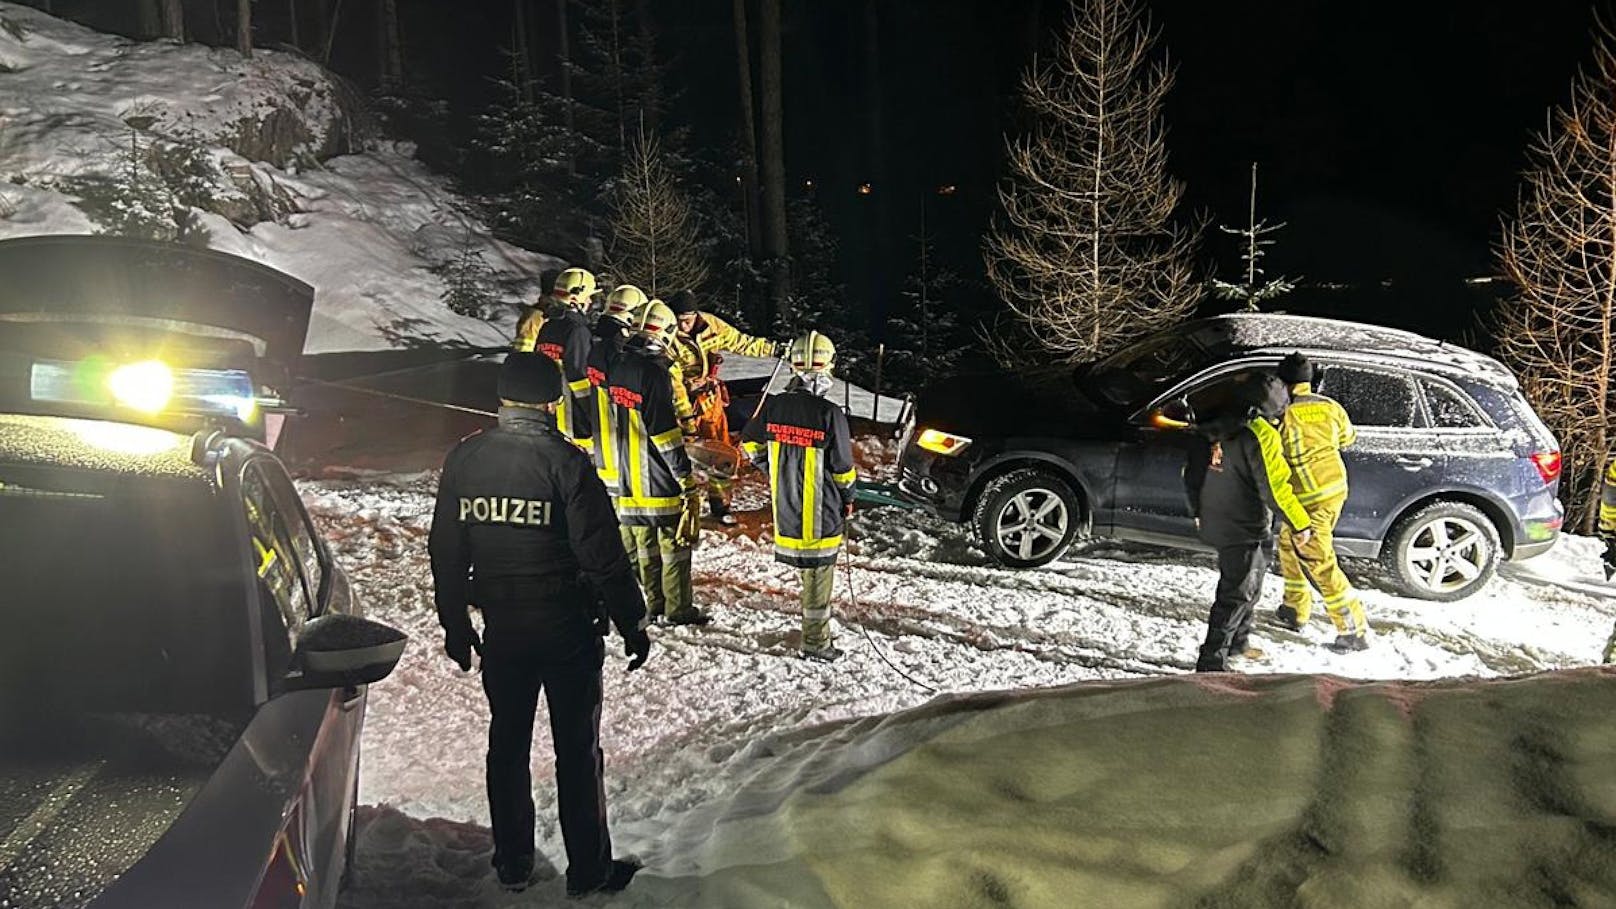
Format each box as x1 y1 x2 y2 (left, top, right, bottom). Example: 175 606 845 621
299 471 1616 907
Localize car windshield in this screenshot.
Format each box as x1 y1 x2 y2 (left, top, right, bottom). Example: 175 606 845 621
1085 332 1214 408
0 467 251 718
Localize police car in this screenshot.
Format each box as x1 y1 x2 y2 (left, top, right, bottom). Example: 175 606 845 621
0 236 405 908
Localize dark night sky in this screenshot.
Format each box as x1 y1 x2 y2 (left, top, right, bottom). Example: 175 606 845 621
48 0 1615 340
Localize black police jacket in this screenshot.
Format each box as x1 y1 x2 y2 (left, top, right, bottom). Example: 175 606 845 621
429 407 645 642
1183 412 1311 549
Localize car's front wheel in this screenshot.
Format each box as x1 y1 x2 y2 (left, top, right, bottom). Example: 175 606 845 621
973 467 1080 569
1380 501 1501 602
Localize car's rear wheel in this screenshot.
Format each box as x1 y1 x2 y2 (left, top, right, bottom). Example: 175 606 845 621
1380 501 1500 602
973 467 1080 568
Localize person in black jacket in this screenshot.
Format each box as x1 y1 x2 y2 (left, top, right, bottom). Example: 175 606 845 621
534 272 598 452
429 352 650 896
1184 372 1313 672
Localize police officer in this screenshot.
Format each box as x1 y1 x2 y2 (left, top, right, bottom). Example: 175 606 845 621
611 301 710 625
740 331 858 661
429 352 650 896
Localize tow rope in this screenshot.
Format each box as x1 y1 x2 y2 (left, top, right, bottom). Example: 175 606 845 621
840 531 938 694
295 374 498 418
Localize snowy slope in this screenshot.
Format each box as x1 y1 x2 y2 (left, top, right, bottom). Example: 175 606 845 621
0 3 551 353
298 469 1616 906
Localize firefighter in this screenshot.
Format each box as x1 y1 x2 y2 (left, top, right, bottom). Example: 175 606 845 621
514 267 596 353
611 300 710 625
587 286 649 568
1599 458 1616 662
534 269 601 452
1272 353 1371 652
428 352 649 896
1184 373 1313 672
739 330 858 662
666 290 785 525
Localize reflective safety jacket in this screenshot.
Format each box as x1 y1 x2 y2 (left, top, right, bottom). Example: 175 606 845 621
535 306 595 449
1185 414 1311 548
428 407 645 644
740 381 857 567
608 346 693 526
586 318 632 494
1601 459 1616 537
511 294 567 353
672 312 776 388
1279 383 1356 506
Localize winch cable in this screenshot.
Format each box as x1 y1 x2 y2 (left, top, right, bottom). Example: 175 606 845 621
294 374 497 418
840 529 938 694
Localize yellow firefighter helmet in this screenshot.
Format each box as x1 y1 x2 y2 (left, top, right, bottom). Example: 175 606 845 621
789 330 836 373
604 284 648 323
635 300 678 346
555 267 597 303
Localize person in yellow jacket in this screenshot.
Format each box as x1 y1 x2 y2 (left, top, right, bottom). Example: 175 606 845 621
666 290 784 525
1273 353 1371 652
513 267 596 353
1598 459 1616 661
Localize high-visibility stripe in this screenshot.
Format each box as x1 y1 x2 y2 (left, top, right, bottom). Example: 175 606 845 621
741 440 763 459
628 409 646 500
769 440 781 531
803 446 818 541
832 466 856 486
1250 419 1311 531
557 397 571 436
775 535 843 551
569 378 591 395
651 425 683 454
1296 481 1347 505
595 388 618 484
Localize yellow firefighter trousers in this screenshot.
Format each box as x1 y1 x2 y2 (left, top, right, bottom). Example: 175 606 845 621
1276 496 1370 635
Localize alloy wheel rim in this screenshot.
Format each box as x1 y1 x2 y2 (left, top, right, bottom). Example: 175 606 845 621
996 489 1069 561
1403 515 1488 594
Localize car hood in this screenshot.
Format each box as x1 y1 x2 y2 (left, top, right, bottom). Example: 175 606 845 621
914 366 1103 436
0 712 239 909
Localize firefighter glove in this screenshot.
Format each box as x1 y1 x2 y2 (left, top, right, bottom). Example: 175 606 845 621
444 626 481 672
622 621 652 671
675 494 702 548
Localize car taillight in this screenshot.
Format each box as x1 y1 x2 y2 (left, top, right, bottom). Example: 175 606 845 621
1530 450 1562 484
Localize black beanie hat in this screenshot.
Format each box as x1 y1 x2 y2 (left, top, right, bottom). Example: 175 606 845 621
667 290 698 315
1277 352 1313 385
498 352 564 405
1244 373 1290 422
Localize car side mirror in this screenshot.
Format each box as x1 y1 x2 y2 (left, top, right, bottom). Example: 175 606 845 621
1144 398 1194 430
281 613 407 694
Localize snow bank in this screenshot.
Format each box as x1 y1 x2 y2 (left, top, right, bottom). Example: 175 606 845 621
0 3 554 353
300 470 1616 906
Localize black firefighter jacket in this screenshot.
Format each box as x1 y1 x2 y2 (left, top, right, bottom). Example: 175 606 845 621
608 343 693 526
740 381 858 567
585 317 632 495
429 408 645 644
1183 413 1312 549
535 305 595 449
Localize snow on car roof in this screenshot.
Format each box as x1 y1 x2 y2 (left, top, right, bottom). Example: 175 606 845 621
0 414 204 483
1195 313 1514 385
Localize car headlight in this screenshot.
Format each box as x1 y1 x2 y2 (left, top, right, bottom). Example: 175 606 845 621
916 428 972 456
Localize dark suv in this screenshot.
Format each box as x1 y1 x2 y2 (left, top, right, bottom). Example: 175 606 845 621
897 314 1564 601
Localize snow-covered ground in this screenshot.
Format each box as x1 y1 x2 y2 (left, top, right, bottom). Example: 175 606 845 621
299 467 1616 907
0 3 551 353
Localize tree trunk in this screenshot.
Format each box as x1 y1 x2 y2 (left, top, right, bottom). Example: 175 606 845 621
236 0 252 57
732 0 763 262
320 0 344 64
138 0 161 38
161 0 184 39
287 0 300 49
513 0 533 103
557 0 576 177
378 0 404 90
634 0 658 131
758 0 789 322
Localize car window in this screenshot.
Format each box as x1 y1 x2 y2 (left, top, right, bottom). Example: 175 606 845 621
242 463 313 644
1316 366 1423 428
262 462 325 606
1423 380 1488 430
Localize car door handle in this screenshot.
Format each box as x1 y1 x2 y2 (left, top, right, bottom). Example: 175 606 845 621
1394 456 1433 471
341 685 366 712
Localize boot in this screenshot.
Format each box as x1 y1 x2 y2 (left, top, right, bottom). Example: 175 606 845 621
1273 606 1304 631
799 644 843 663
666 606 712 626
495 854 536 893
709 496 738 526
1326 633 1369 653
567 859 642 898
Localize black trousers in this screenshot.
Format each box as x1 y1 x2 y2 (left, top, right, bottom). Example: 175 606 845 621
1198 542 1272 671
480 621 610 890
